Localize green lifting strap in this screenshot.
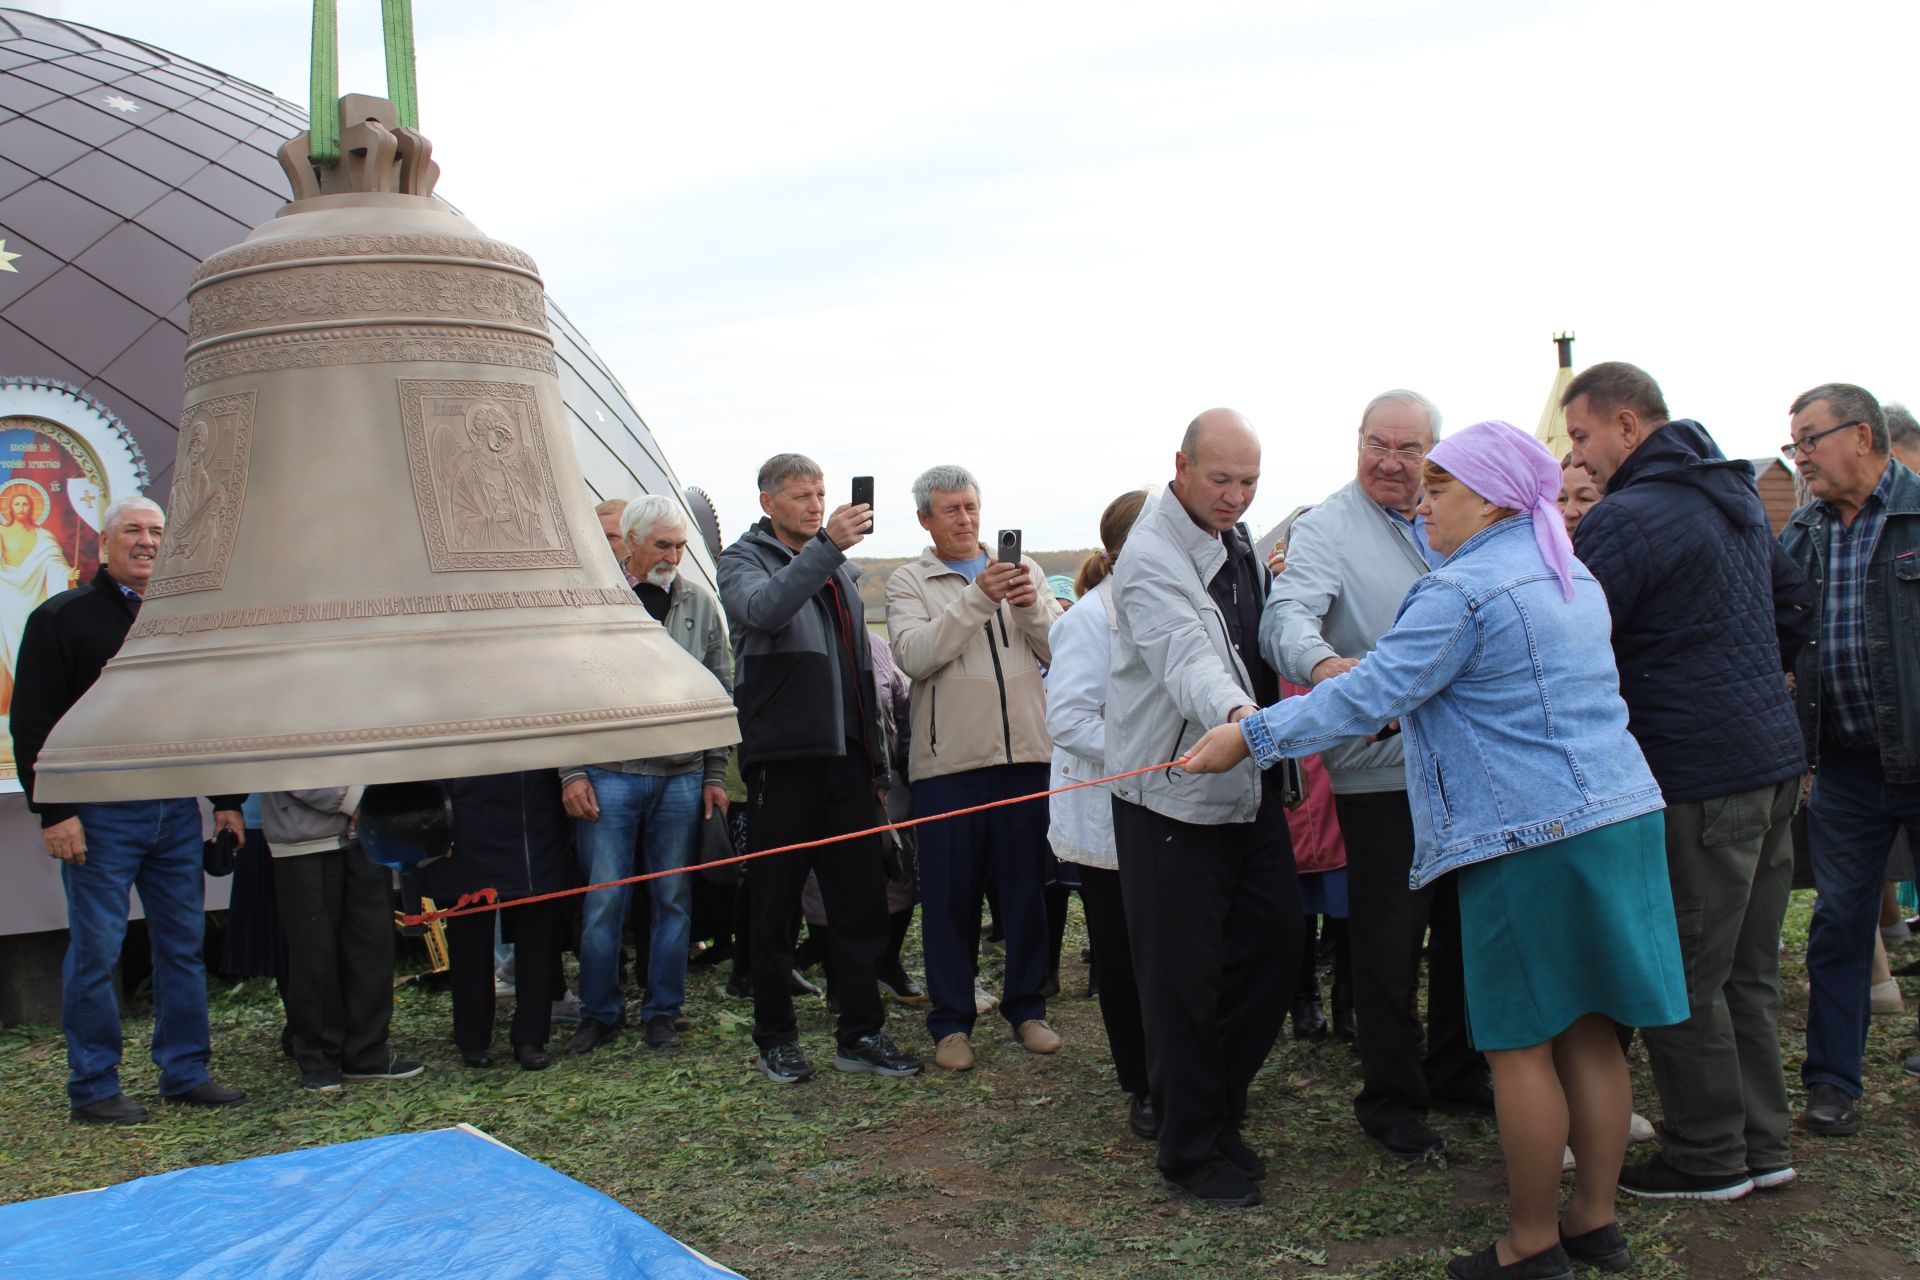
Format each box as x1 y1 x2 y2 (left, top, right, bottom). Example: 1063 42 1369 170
382 0 420 131
308 0 340 166
307 1 419 168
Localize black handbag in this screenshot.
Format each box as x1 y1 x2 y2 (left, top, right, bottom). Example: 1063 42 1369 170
696 808 741 886
202 826 240 877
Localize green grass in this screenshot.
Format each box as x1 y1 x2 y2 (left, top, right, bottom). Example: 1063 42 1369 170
2 892 1917 1278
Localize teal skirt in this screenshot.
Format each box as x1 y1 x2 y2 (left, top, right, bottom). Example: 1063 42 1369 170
1454 811 1688 1051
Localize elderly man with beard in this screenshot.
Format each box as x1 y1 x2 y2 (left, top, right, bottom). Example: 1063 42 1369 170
560 494 732 1056
1105 409 1302 1207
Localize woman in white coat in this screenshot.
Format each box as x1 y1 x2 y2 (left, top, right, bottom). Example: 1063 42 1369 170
1046 489 1154 1141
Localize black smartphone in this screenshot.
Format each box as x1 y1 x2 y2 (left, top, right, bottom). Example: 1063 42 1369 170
997 529 1022 566
851 475 874 533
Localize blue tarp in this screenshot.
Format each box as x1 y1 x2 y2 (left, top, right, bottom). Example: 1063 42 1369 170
0 1125 742 1279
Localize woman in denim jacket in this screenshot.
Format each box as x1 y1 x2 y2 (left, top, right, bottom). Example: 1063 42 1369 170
1188 422 1687 1280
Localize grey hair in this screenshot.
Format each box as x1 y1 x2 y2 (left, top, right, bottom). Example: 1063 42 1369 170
620 492 689 541
1359 389 1443 442
1884 401 1919 449
912 464 980 517
756 452 822 495
1789 383 1888 454
102 495 163 531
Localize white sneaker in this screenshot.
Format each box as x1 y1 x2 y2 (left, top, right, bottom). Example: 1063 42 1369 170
1629 1112 1656 1143
974 982 999 1015
1870 978 1905 1015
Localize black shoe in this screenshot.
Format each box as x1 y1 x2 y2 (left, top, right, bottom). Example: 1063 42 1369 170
1040 968 1061 1001
644 1015 682 1050
162 1081 246 1108
343 1056 424 1081
1747 1164 1796 1190
1166 1158 1261 1208
1128 1093 1158 1140
834 1031 923 1076
71 1093 150 1125
1290 995 1328 1042
724 971 752 998
564 1019 619 1058
301 1069 343 1093
1434 1078 1496 1113
877 966 927 1004
789 968 823 998
758 1041 814 1084
514 1044 550 1071
1904 1054 1920 1079
1801 1082 1858 1136
1617 1156 1753 1201
1373 1118 1446 1157
1218 1131 1267 1180
460 1048 494 1068
1331 983 1356 1042
1558 1222 1631 1272
1445 1241 1573 1280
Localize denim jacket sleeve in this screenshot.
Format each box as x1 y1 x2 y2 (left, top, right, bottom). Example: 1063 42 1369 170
1241 577 1477 765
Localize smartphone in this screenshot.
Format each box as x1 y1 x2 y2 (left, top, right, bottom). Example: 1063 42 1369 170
851 475 874 533
997 529 1022 566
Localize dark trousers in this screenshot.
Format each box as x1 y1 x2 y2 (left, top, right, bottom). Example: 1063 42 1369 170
1114 790 1300 1178
1078 864 1149 1096
914 763 1051 1041
272 844 395 1075
1334 790 1484 1135
1804 745 1920 1097
747 752 888 1050
448 899 560 1051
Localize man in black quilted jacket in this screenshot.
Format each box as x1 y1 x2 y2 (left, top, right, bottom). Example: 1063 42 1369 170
1564 362 1813 1202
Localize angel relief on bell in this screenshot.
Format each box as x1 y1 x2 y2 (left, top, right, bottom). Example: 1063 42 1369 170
398 379 577 571
147 391 256 598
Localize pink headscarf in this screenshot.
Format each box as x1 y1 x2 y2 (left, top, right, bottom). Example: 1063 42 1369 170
1426 420 1576 601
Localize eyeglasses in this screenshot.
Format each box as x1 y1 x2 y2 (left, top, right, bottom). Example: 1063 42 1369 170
1780 421 1864 461
1361 443 1428 465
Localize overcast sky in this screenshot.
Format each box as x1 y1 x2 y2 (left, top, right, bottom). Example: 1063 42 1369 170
52 0 1920 554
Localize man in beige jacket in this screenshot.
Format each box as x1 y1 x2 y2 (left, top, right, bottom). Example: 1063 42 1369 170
887 464 1063 1071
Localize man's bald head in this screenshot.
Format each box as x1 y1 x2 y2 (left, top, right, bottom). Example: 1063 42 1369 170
1173 408 1261 533
1181 408 1258 465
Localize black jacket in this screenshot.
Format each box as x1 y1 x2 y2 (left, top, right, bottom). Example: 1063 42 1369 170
717 519 885 772
425 771 578 903
9 565 244 826
1572 421 1810 804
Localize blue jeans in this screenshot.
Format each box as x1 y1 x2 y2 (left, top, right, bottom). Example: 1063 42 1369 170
1803 746 1920 1098
62 800 213 1107
574 769 700 1026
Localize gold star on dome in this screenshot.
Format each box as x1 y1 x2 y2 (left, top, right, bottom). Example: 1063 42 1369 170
0 241 22 274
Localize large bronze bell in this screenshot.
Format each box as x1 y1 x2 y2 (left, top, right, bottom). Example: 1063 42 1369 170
32 96 738 802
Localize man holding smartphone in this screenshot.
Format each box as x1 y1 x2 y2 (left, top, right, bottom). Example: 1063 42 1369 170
886 464 1063 1073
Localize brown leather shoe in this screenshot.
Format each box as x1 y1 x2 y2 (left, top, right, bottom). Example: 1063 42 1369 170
1016 1019 1062 1054
933 1032 975 1071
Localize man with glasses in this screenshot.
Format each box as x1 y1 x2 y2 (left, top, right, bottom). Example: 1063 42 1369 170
1563 362 1811 1200
1262 390 1490 1157
1778 384 1920 1136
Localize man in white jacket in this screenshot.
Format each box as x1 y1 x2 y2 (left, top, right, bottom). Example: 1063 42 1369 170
1107 411 1301 1208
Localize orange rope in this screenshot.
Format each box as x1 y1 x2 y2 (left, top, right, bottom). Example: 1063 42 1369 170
396 757 1188 926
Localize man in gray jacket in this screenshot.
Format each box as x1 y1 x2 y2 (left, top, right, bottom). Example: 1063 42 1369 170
562 494 732 1056
1108 409 1300 1207
1260 389 1487 1157
261 787 421 1092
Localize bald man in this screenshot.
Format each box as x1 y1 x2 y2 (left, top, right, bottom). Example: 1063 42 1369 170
1105 409 1302 1207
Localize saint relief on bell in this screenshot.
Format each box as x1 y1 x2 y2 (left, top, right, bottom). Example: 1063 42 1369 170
399 379 577 571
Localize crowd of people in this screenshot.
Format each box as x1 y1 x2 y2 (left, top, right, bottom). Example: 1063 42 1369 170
9 366 1920 1280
